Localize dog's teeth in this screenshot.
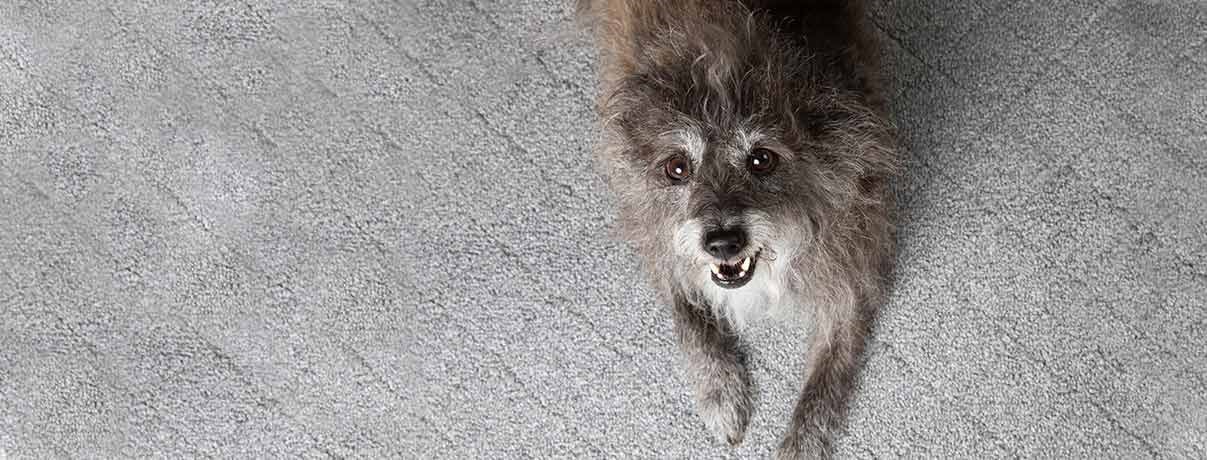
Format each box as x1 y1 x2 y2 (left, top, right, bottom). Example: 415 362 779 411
740 257 751 271
710 264 722 275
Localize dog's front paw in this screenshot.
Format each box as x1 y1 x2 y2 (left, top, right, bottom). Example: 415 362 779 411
697 392 751 446
775 424 832 460
694 378 753 446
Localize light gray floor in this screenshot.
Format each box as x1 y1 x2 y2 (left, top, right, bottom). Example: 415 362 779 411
1 0 1205 458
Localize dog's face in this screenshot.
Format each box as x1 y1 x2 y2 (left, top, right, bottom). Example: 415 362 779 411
596 18 893 313
604 85 815 308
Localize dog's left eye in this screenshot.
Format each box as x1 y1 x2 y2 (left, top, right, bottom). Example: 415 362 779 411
748 148 778 174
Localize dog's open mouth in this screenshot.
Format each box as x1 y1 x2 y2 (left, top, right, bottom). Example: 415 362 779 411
710 252 758 289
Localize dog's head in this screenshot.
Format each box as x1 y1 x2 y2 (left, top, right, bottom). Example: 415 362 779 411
589 3 896 301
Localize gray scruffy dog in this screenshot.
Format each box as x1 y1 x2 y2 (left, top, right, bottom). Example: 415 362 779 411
577 1 898 458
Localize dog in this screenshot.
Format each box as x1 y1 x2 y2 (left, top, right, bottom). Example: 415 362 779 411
576 1 898 458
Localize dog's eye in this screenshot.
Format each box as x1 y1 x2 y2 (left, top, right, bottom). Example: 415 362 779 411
748 148 778 174
664 156 691 182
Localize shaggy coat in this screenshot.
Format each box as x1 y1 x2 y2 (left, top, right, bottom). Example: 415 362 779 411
577 1 898 458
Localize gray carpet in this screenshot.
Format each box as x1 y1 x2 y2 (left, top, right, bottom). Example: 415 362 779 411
1 0 1205 458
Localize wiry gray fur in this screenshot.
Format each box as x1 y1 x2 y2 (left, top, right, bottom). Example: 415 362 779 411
577 1 899 458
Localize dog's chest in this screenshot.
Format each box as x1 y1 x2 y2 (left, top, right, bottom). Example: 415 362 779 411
700 270 795 329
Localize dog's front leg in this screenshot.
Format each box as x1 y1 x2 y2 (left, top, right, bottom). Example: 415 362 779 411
671 293 753 446
776 309 871 460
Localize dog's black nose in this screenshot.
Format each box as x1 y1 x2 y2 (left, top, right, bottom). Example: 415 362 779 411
704 230 746 261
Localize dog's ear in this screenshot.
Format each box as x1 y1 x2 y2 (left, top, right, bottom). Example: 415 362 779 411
579 1 716 77
578 1 753 94
575 0 643 79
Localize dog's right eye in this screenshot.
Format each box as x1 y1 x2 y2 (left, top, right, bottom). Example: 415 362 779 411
664 156 691 182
